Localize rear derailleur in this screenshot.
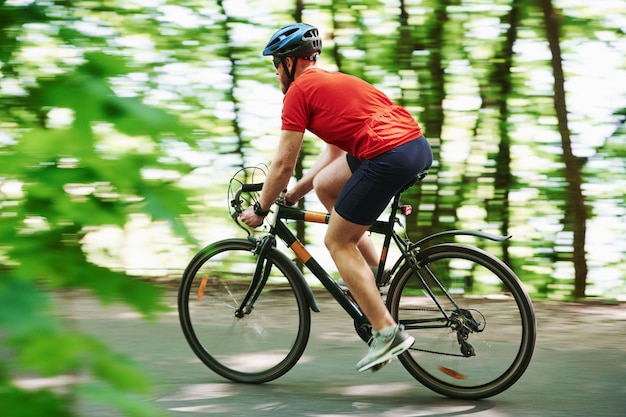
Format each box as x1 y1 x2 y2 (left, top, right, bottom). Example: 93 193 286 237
450 309 484 357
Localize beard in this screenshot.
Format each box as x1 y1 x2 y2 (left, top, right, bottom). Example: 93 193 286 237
279 73 291 94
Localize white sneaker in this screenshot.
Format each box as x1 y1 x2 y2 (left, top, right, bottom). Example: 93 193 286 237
356 325 415 372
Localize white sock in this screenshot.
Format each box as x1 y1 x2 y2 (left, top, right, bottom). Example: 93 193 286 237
377 325 397 338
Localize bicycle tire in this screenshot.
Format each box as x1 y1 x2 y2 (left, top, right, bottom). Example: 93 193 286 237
178 238 311 383
387 243 536 399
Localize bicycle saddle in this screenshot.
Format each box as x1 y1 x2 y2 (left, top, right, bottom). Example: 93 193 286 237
400 170 429 193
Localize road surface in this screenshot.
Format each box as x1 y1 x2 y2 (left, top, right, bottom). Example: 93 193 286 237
66 289 626 417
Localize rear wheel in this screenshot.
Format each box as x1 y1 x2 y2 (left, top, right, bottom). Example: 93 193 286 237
387 243 536 399
178 238 311 383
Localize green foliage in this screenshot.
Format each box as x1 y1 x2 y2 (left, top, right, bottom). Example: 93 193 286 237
78 384 168 417
0 278 57 336
0 276 167 416
0 2 196 415
0 384 71 417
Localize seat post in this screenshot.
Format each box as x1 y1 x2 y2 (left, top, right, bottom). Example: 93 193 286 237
387 191 402 223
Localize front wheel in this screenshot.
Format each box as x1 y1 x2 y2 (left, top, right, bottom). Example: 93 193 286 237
178 238 311 383
387 243 536 399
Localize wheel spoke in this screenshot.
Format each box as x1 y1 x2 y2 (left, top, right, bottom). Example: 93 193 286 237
389 243 536 399
178 239 311 383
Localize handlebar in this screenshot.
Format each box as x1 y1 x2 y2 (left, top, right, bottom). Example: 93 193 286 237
241 183 263 193
230 182 287 214
230 183 263 214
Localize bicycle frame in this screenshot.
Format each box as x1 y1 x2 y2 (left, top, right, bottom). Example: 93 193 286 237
234 183 512 336
261 207 369 329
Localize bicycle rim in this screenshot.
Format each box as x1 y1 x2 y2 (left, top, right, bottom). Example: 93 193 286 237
388 243 536 399
178 238 311 383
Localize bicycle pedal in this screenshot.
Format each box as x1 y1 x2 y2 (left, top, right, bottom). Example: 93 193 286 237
370 358 392 372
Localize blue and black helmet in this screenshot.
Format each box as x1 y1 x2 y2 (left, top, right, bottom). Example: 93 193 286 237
263 23 322 58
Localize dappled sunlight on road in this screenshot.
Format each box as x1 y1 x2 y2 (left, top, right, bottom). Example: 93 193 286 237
158 383 236 401
329 382 414 397
307 403 497 417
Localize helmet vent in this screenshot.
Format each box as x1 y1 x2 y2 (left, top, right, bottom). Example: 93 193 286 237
263 23 322 57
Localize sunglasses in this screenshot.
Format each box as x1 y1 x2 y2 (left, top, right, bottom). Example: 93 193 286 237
272 57 282 69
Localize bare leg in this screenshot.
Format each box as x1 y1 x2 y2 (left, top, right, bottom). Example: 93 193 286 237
314 157 379 267
356 233 379 268
324 209 395 331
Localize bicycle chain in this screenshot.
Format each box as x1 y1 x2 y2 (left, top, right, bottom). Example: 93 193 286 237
400 307 468 357
399 306 441 312
409 346 467 358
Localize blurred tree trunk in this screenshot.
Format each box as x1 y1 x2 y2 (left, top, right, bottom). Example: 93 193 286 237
217 0 246 171
539 0 588 298
401 0 449 242
478 0 522 267
293 0 306 270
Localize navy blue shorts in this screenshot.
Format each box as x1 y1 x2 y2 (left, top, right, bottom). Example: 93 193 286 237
334 136 433 225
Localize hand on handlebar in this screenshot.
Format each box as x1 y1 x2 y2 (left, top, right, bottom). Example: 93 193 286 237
283 190 299 207
239 206 265 228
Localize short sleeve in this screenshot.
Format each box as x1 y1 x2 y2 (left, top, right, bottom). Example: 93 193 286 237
281 84 308 132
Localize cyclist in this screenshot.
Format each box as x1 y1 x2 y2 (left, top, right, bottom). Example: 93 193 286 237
240 23 433 372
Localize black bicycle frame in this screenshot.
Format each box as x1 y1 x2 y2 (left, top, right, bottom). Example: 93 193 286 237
239 185 512 334
247 191 417 330
270 218 368 328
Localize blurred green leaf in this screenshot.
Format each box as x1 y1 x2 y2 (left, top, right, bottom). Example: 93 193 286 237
0 383 72 417
15 329 154 393
92 354 153 393
16 331 96 375
140 182 193 220
78 384 169 417
0 276 57 336
9 231 169 316
102 96 190 138
82 51 132 78
1 2 201 417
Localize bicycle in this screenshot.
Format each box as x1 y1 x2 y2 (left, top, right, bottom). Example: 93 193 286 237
178 167 536 400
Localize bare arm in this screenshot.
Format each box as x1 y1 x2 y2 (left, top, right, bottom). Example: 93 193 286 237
240 130 304 227
285 143 345 205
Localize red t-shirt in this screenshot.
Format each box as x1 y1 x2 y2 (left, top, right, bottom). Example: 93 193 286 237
281 68 422 160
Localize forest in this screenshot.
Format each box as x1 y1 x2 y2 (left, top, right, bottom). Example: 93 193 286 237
0 0 624 415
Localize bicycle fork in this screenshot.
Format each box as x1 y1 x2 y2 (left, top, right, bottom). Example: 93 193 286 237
233 235 275 318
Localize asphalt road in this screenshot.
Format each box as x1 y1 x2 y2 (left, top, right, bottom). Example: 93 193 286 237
67 289 626 417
